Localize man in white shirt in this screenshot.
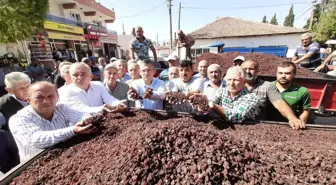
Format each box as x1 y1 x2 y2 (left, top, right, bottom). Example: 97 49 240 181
57 63 72 95
167 59 204 112
193 60 209 81
128 59 166 110
9 82 97 162
125 62 141 87
203 64 226 101
59 62 123 113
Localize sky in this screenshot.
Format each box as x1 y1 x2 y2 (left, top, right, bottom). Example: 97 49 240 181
99 0 314 43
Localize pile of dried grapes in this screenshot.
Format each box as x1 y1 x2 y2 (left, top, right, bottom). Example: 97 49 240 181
10 110 336 184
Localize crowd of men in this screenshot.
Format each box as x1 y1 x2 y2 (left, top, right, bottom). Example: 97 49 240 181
0 29 314 174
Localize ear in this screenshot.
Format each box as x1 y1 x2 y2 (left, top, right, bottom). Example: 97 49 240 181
5 87 13 94
27 97 31 104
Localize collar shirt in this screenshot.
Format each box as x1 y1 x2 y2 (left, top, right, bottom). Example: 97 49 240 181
211 87 259 123
203 80 226 101
59 81 120 114
9 104 85 162
131 78 166 110
119 73 132 83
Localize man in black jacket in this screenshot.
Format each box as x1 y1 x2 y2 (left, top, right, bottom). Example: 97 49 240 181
0 72 30 132
0 130 19 173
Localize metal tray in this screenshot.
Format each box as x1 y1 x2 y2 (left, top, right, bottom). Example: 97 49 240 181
1 108 336 185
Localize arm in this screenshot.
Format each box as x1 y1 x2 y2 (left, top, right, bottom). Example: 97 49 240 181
314 52 335 72
0 112 6 129
151 46 158 63
130 48 135 60
100 84 122 106
299 110 310 123
292 52 313 64
272 99 299 121
209 102 226 118
9 116 75 149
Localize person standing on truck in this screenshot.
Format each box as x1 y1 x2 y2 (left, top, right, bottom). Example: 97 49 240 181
177 30 195 60
241 60 306 129
129 26 158 65
270 62 311 124
292 33 321 69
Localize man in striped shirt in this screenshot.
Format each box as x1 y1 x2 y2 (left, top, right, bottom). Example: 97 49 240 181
9 82 98 162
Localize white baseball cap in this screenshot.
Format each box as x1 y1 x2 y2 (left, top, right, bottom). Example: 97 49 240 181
167 54 178 61
233 56 246 62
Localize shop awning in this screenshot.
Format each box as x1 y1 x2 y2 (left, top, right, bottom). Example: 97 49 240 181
47 31 85 41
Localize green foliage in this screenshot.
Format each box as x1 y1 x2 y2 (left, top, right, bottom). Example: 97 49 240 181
313 8 336 44
284 5 295 27
0 0 49 43
303 4 322 30
270 14 278 25
262 15 267 23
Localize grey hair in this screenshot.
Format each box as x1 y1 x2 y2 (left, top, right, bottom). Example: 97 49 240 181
69 62 92 75
137 59 155 68
116 59 127 65
301 32 312 39
58 61 72 70
5 72 31 88
60 64 71 76
128 62 139 70
207 64 222 73
224 66 246 80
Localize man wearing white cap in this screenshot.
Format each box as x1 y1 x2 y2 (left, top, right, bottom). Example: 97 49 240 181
233 56 246 66
104 63 130 106
159 54 179 82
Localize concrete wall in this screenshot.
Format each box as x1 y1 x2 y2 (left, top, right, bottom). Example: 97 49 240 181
48 0 64 17
178 33 302 59
117 35 133 59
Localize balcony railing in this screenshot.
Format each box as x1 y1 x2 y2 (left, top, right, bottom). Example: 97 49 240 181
46 14 84 27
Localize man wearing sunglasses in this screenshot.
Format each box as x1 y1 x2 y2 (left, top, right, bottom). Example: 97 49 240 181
292 33 321 69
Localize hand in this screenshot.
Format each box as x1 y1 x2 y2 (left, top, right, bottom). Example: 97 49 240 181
292 60 299 64
143 88 153 99
128 87 141 100
313 67 322 73
165 92 187 104
73 122 96 135
288 118 306 130
103 103 126 113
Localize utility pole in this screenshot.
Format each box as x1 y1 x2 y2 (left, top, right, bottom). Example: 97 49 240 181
168 0 173 50
309 0 317 30
178 2 181 30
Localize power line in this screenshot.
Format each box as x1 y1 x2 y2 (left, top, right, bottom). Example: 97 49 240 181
295 6 313 20
116 1 166 20
182 2 311 11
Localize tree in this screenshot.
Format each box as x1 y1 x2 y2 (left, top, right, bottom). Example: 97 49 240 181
313 8 336 44
270 14 278 25
303 4 322 30
284 5 295 27
0 0 49 43
262 15 268 23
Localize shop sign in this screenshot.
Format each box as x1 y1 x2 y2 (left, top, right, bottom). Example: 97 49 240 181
84 34 100 40
47 32 85 41
44 21 84 34
86 23 107 37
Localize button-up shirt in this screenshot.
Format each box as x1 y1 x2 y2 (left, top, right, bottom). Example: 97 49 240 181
119 73 132 83
9 104 85 162
211 88 259 123
131 78 166 110
193 73 209 82
130 37 153 60
59 81 120 113
294 42 321 68
203 80 226 101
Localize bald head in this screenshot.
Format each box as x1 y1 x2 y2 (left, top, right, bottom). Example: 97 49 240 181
198 60 209 78
28 82 59 117
177 29 185 38
136 26 144 38
69 62 93 91
168 67 179 80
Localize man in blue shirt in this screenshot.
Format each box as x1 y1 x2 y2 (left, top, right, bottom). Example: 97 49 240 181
292 33 321 69
27 58 45 82
128 59 165 110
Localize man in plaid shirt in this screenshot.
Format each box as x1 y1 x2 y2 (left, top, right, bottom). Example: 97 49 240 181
209 66 259 123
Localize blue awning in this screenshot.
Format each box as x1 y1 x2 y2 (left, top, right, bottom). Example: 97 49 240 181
200 42 225 48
